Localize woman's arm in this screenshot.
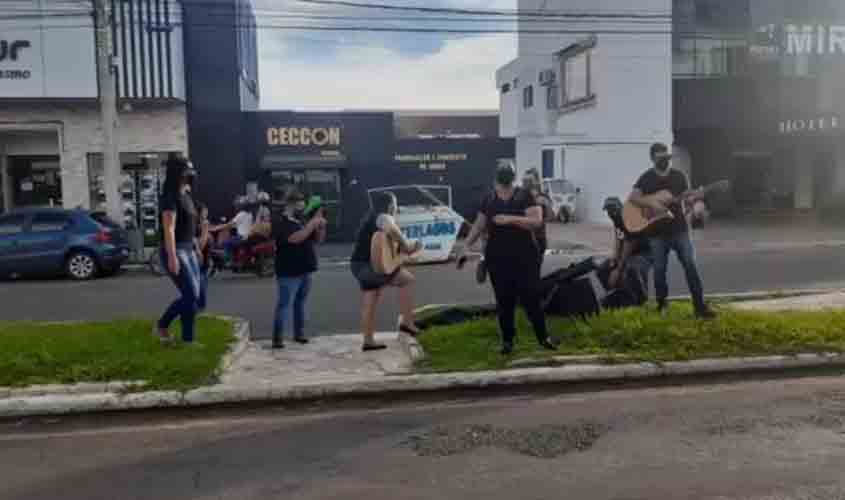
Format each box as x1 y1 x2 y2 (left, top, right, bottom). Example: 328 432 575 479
495 206 543 230
162 211 179 274
463 212 487 251
377 215 417 254
287 218 321 244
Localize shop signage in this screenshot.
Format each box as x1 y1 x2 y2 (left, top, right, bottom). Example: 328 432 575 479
394 152 468 171
266 126 341 147
400 221 458 240
0 17 97 97
0 40 30 62
779 115 840 135
752 24 845 57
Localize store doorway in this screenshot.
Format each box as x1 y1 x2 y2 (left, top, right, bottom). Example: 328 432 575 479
269 168 343 238
9 157 62 208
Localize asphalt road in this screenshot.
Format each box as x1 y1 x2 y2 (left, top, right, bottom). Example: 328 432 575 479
2 246 845 338
5 375 845 499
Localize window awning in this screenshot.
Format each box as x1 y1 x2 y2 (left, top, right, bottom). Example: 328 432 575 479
260 153 348 170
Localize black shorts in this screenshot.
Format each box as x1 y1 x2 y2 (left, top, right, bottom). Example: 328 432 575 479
350 261 400 291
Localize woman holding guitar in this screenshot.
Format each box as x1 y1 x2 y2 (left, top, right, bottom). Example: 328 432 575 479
350 192 423 351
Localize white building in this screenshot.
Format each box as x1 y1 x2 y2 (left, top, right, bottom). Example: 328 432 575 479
497 0 673 223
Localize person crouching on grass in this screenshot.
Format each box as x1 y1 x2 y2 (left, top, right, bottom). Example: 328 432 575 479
271 188 327 349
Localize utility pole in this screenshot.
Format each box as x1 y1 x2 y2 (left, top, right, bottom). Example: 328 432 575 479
94 0 123 225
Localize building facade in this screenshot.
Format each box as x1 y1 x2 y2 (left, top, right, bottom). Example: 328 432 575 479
500 0 845 222
673 0 845 215
497 0 673 223
0 0 258 233
244 111 515 241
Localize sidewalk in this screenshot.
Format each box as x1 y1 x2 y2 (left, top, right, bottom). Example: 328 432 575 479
4 291 845 419
547 218 845 255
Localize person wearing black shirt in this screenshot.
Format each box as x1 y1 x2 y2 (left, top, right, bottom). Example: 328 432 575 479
271 189 327 349
628 143 715 319
350 192 423 352
157 155 202 345
603 197 652 305
460 165 560 355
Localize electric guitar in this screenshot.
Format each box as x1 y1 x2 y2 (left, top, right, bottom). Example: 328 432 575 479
622 180 730 235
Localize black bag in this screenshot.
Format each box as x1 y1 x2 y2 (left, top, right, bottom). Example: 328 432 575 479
540 258 601 319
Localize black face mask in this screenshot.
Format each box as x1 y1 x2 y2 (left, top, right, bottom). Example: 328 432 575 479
496 170 515 186
655 157 670 172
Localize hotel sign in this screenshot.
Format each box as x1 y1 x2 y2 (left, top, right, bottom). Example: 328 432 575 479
266 126 342 147
779 115 840 135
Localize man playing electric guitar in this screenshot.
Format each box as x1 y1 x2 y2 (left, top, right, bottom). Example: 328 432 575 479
628 143 715 319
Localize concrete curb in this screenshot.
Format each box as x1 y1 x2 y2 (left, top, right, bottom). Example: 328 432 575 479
218 317 251 371
397 332 427 363
3 352 845 419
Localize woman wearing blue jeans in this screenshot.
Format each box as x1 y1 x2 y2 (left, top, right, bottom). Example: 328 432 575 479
158 155 202 345
271 189 327 349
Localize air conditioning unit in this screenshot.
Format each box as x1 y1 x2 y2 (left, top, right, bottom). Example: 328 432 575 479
539 69 556 86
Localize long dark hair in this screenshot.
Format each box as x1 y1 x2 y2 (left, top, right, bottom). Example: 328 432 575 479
368 192 396 220
161 155 190 200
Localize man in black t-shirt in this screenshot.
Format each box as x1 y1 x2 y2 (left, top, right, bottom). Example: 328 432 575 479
628 143 714 319
270 189 327 349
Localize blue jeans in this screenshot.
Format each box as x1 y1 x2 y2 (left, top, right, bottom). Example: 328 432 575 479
625 254 653 305
197 269 208 312
273 274 312 343
158 245 202 342
650 232 706 311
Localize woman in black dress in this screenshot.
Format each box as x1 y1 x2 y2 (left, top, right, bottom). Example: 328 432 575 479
460 165 559 355
349 192 422 351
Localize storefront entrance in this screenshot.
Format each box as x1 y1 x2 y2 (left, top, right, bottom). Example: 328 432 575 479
268 168 344 238
8 157 62 208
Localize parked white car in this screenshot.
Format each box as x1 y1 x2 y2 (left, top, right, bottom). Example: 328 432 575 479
543 179 579 223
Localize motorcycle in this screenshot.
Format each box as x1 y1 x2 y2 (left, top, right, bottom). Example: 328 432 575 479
207 236 275 278
148 228 275 279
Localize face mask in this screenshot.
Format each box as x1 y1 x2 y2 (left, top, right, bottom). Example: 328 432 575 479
655 157 670 172
496 171 515 186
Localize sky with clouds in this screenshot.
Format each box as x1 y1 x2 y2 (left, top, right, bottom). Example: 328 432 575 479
256 0 517 110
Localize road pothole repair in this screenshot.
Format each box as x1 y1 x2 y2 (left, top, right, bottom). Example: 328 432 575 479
401 421 608 459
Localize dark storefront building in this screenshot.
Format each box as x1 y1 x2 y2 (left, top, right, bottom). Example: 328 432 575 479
673 0 845 215
242 112 513 241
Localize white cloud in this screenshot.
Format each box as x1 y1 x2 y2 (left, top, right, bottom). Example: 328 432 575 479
259 33 516 110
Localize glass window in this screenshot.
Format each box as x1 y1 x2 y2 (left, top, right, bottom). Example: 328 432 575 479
0 214 25 235
523 85 534 108
564 51 589 102
673 37 749 78
559 42 595 107
546 85 559 109
31 213 71 232
88 153 169 233
542 150 555 179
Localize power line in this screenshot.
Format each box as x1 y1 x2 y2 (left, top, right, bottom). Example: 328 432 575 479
292 0 671 19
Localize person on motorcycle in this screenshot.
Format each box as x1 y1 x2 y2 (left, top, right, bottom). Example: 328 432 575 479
256 191 272 224
212 196 254 262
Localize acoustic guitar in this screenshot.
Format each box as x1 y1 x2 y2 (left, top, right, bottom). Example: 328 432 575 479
622 180 730 235
371 231 419 275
